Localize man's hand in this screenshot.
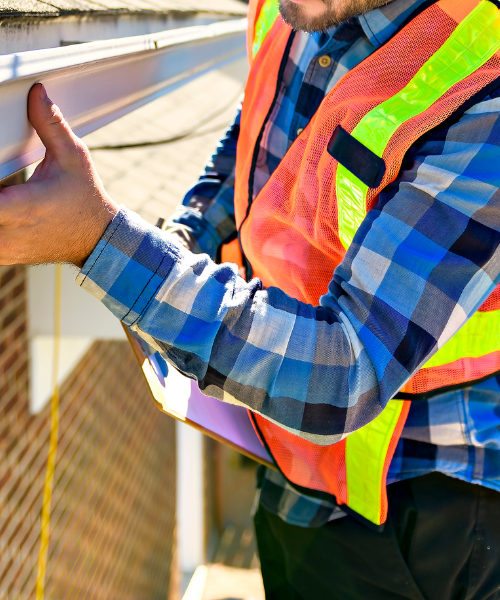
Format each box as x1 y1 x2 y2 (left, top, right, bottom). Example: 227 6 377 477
0 83 118 268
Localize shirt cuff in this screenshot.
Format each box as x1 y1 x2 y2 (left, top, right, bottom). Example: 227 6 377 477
76 205 186 327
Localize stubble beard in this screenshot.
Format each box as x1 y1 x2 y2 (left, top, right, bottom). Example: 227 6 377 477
279 0 390 33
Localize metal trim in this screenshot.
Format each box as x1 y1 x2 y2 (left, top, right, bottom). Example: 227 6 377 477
0 18 247 180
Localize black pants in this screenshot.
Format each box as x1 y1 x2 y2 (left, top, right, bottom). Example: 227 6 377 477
254 473 500 600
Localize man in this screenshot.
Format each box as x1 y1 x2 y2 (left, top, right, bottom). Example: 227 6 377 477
2 0 500 597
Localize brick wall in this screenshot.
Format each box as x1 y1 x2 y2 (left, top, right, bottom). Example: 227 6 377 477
0 265 178 599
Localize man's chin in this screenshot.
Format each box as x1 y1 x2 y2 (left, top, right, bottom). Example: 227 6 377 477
278 0 388 33
279 0 340 33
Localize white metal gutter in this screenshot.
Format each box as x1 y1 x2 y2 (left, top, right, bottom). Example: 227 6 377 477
0 18 247 180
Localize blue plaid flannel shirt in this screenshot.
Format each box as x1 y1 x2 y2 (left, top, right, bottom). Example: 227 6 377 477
78 0 500 527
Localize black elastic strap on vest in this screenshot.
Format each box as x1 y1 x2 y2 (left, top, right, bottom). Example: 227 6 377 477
215 229 238 264
327 125 386 188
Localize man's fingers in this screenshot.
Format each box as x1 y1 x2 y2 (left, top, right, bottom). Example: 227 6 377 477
28 83 81 163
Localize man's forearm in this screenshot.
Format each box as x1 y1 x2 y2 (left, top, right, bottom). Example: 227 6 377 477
78 206 383 445
76 202 496 447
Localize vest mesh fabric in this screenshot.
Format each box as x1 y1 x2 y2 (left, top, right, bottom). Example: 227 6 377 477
256 420 349 503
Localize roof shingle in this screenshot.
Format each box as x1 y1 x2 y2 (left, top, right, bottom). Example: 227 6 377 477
0 0 247 18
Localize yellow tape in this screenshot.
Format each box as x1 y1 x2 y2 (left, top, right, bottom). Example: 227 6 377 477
36 263 62 600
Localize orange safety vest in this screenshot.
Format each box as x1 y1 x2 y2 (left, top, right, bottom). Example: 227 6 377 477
222 0 500 525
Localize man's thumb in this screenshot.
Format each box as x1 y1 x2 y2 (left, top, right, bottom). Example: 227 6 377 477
28 83 79 160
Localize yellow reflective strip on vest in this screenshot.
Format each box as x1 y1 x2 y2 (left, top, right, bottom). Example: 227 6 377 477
345 399 405 525
337 0 500 249
253 0 280 57
424 308 500 369
336 166 368 249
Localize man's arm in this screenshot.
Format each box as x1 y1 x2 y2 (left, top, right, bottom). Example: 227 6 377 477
75 94 500 444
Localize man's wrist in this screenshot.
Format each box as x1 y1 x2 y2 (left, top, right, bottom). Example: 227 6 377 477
74 196 119 268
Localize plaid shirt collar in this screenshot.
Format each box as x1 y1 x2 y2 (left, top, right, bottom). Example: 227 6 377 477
359 0 429 48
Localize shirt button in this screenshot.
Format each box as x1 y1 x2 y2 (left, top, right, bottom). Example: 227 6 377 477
296 127 304 136
318 55 332 68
